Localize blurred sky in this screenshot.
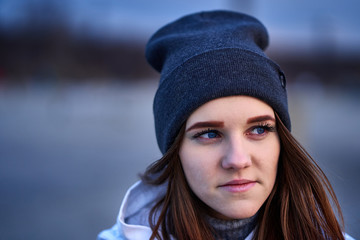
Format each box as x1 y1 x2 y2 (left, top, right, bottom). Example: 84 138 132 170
0 0 359 55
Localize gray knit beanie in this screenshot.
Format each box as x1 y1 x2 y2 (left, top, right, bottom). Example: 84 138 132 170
146 10 291 154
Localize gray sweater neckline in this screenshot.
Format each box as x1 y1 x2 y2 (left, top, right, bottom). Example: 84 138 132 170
205 213 258 240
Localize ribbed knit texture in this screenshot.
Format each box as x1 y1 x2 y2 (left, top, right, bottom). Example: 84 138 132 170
146 10 291 153
206 214 258 240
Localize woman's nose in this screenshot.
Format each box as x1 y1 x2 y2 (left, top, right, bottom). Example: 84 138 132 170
221 136 252 170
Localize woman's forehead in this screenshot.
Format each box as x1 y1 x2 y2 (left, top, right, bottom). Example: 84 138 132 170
186 96 274 125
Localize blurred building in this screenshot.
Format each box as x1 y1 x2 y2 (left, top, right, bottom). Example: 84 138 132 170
0 0 359 86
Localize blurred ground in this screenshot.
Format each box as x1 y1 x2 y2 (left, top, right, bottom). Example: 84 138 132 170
0 81 359 239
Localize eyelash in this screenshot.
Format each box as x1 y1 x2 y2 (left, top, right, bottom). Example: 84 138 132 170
192 128 220 139
249 123 276 134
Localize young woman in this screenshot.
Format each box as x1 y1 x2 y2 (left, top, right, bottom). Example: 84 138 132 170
98 10 355 240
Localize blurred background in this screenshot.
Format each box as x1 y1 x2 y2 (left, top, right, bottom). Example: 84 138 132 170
0 0 359 239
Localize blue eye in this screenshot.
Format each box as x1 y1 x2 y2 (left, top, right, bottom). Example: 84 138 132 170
193 129 220 139
205 132 218 138
252 127 266 135
248 124 276 136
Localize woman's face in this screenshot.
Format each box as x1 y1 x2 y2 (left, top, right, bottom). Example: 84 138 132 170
179 96 280 219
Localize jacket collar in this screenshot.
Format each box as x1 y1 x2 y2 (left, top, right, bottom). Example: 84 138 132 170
116 181 254 240
117 181 167 240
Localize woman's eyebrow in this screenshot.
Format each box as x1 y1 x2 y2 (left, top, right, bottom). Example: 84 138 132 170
186 121 224 132
247 115 275 124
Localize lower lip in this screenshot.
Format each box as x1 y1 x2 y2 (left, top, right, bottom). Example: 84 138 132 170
219 182 256 193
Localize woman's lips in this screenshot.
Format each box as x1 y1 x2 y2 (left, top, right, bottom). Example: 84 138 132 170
218 179 256 193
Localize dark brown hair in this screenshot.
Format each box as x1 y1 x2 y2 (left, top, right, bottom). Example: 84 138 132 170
141 113 344 240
